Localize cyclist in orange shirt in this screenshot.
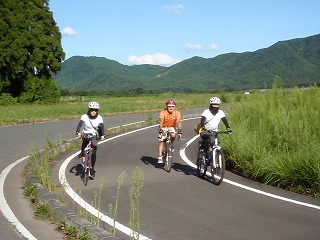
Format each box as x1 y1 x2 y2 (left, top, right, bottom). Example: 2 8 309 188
158 99 182 164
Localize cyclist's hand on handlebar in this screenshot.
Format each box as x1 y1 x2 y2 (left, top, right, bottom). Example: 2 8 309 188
177 129 182 139
76 132 82 139
226 128 233 134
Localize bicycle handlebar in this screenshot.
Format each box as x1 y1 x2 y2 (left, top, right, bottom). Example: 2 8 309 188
207 130 231 134
82 133 96 139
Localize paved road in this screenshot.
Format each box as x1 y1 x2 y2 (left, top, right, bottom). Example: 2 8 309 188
1 109 320 239
0 110 202 239
57 119 320 239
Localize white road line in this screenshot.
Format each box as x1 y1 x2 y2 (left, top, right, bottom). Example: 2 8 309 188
59 119 320 240
180 134 320 211
59 125 155 240
0 156 37 240
2 117 319 240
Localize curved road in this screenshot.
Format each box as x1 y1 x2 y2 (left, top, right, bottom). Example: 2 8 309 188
59 119 320 240
0 113 160 239
1 111 320 239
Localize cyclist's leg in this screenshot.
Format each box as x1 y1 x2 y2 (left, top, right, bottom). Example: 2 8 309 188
90 146 97 177
78 139 88 158
158 129 167 163
168 127 176 142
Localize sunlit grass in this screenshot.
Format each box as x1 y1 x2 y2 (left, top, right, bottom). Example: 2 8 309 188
0 93 239 126
223 83 320 196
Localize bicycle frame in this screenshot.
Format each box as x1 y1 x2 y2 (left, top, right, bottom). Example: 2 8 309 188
81 133 94 186
197 130 227 185
162 130 174 172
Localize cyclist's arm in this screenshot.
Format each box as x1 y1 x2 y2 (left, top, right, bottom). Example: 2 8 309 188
176 112 182 134
200 116 206 128
76 120 84 134
221 117 230 128
98 123 106 138
159 110 165 129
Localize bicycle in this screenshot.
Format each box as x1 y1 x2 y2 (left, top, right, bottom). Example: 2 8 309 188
196 130 229 185
160 129 175 172
81 133 95 186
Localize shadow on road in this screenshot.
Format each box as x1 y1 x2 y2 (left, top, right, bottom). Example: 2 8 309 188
172 162 196 175
140 156 158 167
69 164 83 176
140 156 197 176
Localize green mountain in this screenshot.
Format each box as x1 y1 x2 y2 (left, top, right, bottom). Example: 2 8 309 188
54 34 320 92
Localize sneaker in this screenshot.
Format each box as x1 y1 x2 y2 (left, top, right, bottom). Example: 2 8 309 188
158 157 163 164
89 169 95 179
78 152 84 158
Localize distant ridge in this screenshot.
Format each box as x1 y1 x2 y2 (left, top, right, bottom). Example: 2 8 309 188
54 34 320 92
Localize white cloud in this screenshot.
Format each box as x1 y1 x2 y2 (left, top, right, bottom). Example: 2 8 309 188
208 43 219 51
128 53 179 66
61 27 77 36
185 43 219 52
164 4 184 15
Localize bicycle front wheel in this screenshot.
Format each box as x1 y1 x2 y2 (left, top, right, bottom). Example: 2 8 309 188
83 168 89 186
210 149 225 185
196 149 207 178
82 153 90 186
164 142 173 172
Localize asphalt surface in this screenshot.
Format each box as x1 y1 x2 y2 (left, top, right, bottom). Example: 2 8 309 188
56 119 320 240
0 112 159 239
0 109 201 239
1 108 320 239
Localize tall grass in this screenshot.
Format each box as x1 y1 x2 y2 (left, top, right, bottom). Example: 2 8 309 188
224 84 320 196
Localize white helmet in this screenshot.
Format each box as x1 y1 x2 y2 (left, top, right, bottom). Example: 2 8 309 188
209 97 221 105
88 101 99 109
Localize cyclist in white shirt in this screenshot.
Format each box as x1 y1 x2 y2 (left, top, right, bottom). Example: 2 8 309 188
200 97 232 147
76 101 105 178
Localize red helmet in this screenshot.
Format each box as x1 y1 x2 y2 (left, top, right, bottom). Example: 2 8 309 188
166 99 176 106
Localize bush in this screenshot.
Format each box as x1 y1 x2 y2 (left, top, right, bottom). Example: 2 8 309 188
0 93 18 105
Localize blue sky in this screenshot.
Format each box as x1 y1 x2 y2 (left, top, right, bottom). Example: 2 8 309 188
49 0 320 66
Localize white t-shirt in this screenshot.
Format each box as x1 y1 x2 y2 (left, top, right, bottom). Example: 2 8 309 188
202 109 226 131
80 114 104 135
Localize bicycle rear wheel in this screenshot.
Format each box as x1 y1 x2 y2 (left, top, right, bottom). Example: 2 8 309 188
210 149 225 185
164 142 173 172
196 148 207 178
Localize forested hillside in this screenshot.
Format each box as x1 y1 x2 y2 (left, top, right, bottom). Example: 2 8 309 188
54 34 320 93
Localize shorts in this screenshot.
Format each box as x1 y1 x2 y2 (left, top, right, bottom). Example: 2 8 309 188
158 127 176 142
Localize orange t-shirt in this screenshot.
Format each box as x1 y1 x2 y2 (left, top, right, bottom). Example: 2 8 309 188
159 110 181 128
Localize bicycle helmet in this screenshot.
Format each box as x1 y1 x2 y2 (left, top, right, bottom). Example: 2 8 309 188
209 97 221 105
166 99 176 107
88 101 100 109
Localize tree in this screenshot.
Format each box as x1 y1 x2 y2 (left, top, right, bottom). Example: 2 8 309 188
0 0 65 102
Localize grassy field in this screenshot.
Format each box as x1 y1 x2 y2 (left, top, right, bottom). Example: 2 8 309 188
0 92 239 126
3 90 319 197
223 85 320 197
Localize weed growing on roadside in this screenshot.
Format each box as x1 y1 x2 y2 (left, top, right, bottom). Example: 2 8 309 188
111 171 126 235
57 221 78 237
24 183 38 203
129 167 144 240
35 203 54 220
